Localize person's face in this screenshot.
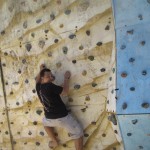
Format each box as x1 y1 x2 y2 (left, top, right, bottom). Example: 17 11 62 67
42 71 55 83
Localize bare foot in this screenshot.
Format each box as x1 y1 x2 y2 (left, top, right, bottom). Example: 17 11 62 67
49 140 58 149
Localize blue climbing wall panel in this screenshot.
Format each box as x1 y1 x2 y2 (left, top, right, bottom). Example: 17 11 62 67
112 0 150 149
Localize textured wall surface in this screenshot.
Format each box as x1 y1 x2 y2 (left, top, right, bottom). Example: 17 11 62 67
0 0 123 150
113 0 150 149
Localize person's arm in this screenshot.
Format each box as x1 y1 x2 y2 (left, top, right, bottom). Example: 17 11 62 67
35 64 46 83
61 71 71 96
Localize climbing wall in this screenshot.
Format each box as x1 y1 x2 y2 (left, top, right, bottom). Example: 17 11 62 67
0 0 123 150
112 0 150 149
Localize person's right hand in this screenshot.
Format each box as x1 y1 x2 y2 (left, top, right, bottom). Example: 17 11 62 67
64 71 71 79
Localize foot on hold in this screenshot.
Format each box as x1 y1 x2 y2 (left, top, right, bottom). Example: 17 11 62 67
48 141 58 149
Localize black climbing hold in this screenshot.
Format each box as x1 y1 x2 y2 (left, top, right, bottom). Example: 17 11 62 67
130 87 135 91
59 24 64 28
122 103 127 109
72 60 76 64
40 131 44 136
92 83 97 87
68 97 73 102
86 30 90 36
129 57 135 62
147 0 150 3
5 82 8 85
36 19 42 24
107 100 109 104
64 9 71 15
10 91 13 95
32 89 36 93
138 14 143 20
4 52 8 56
23 21 27 29
112 147 117 150
82 70 87 76
44 29 49 33
31 33 35 38
112 68 115 73
81 108 86 112
109 77 112 81
102 133 106 137
96 42 103 46
13 141 17 144
63 144 67 147
142 70 147 75
56 62 61 68
100 68 106 72
38 40 45 48
2 63 6 67
33 121 37 125
74 84 80 89
85 95 90 101
62 46 68 54
50 13 55 20
36 109 43 115
25 79 29 83
54 39 59 43
5 131 9 134
141 103 149 108
25 43 32 52
17 132 20 134
114 130 118 134
22 59 26 64
16 102 19 105
28 131 32 135
120 45 126 50
36 142 40 146
69 34 76 39
105 25 110 30
91 121 96 125
127 133 132 136
132 119 138 124
18 69 21 74
108 114 117 125
88 56 94 61
127 29 134 35
1 30 5 35
140 41 145 46
121 72 127 78
24 142 27 145
139 146 143 149
84 133 89 137
79 45 84 50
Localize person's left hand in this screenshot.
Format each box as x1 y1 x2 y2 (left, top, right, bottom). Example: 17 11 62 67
40 64 46 70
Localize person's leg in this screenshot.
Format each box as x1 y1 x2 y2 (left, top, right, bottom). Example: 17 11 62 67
44 126 58 148
74 136 83 150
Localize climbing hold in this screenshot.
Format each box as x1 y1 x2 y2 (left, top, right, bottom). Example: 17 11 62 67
64 9 71 15
92 82 97 87
5 131 9 134
4 52 8 56
69 34 76 39
23 21 27 29
44 29 49 33
132 119 138 124
59 24 64 28
31 33 35 38
79 45 84 50
138 14 143 20
114 130 118 134
82 70 87 76
85 95 90 101
25 79 29 83
121 72 127 78
36 19 42 24
147 0 150 3
102 133 106 137
35 142 40 146
130 87 135 91
13 141 17 145
142 70 147 75
120 45 126 50
88 56 94 61
50 13 55 20
86 30 90 36
108 114 117 125
28 131 32 135
81 108 86 112
32 89 36 93
105 25 110 30
91 121 96 125
68 97 73 102
100 68 106 72
74 84 80 89
84 133 89 137
129 57 135 62
62 46 68 54
1 30 5 35
40 131 44 136
72 60 76 64
54 39 59 43
10 91 13 95
25 43 32 51
38 40 45 48
48 52 52 57
36 109 43 115
22 59 26 64
127 29 134 35
33 121 37 125
96 42 103 46
139 146 144 149
63 144 67 147
122 102 127 109
127 133 132 136
109 77 112 81
140 41 145 46
141 103 149 108
16 102 20 106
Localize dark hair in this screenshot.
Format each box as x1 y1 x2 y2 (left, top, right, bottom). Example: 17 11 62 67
40 68 51 77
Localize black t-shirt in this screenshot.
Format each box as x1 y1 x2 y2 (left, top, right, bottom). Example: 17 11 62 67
36 82 68 119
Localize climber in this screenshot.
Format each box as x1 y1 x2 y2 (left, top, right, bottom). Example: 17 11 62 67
35 64 83 150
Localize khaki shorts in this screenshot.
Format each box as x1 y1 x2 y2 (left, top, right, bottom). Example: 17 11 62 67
42 113 83 139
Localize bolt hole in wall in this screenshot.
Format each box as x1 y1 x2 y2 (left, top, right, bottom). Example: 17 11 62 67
0 0 123 150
